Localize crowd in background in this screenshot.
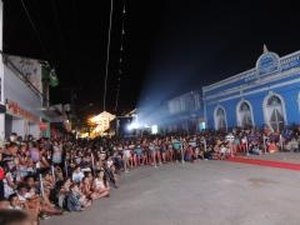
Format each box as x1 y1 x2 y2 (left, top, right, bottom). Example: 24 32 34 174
1 125 300 224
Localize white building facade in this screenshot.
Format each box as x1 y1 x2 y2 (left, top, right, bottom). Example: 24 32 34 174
3 55 44 138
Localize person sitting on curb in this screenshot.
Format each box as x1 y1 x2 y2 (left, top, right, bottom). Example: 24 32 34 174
67 183 91 212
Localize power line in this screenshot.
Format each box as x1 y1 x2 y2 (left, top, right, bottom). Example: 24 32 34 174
103 0 114 111
114 2 127 113
114 77 121 112
20 0 50 60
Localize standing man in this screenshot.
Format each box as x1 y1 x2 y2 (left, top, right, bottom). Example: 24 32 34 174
225 132 235 157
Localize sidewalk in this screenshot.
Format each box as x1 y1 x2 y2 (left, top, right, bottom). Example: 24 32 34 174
228 152 300 171
237 152 300 164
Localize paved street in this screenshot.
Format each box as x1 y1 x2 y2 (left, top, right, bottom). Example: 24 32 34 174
43 161 300 225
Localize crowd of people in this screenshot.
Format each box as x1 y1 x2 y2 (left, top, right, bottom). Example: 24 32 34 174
1 126 300 224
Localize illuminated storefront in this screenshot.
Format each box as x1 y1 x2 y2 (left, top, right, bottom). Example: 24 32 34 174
90 111 116 137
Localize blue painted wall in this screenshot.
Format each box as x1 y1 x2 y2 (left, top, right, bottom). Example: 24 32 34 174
205 82 300 130
203 50 300 130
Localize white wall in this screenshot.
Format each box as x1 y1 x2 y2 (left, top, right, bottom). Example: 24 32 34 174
4 65 43 118
29 123 39 138
4 63 43 138
12 118 25 137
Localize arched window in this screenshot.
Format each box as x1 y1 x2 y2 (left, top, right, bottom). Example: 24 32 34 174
214 106 227 130
237 101 253 128
264 94 286 131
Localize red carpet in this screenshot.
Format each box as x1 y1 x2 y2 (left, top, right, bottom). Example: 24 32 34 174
227 157 300 171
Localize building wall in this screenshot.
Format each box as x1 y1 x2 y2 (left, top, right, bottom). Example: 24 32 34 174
4 65 42 113
203 49 300 130
168 91 202 115
3 62 43 138
165 90 204 132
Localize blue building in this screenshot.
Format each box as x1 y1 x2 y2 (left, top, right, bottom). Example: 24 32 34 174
203 46 300 131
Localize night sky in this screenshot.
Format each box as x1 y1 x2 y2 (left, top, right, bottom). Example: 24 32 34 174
3 0 300 115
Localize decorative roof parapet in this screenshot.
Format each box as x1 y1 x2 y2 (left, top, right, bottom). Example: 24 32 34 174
203 49 300 94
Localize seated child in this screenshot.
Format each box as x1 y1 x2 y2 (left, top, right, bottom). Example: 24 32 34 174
67 184 91 212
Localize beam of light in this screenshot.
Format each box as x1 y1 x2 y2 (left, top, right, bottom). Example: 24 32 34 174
134 2 224 130
127 122 139 131
134 90 203 134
